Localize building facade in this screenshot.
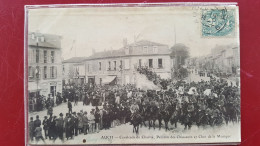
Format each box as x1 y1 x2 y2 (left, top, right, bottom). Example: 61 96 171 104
62 57 87 85
187 44 240 75
84 40 172 85
28 32 62 98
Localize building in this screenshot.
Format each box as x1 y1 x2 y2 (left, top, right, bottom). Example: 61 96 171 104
212 44 240 74
187 44 240 75
62 57 88 85
84 40 172 85
28 32 62 99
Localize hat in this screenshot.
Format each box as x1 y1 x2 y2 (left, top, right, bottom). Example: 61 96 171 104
59 113 63 116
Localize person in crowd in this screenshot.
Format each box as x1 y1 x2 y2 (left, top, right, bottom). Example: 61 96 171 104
34 125 45 144
48 115 57 140
88 109 96 133
47 106 53 116
65 114 74 140
68 101 72 114
77 113 83 134
82 112 89 135
34 115 41 128
94 106 101 132
42 116 49 139
55 113 64 141
73 112 79 136
29 117 34 141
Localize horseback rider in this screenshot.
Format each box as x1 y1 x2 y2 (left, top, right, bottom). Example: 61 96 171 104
130 100 139 122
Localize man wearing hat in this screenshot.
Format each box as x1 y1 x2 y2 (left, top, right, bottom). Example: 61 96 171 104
34 115 41 129
72 112 79 136
55 113 64 141
29 117 34 141
42 116 49 139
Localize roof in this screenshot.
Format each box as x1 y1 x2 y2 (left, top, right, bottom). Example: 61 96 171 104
127 40 168 47
88 49 125 60
28 32 62 49
62 57 89 63
87 40 169 60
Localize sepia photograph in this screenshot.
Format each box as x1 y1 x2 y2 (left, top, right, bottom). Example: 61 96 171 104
25 4 240 145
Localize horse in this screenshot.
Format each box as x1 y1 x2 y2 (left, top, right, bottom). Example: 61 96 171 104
140 105 150 127
170 110 179 128
181 111 193 130
131 113 142 134
148 105 159 129
224 102 239 125
162 110 171 131
196 110 210 128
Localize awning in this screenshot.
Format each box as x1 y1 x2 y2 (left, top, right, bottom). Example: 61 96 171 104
102 76 116 84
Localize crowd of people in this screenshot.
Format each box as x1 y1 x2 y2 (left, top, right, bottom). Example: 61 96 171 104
28 69 240 143
137 66 170 89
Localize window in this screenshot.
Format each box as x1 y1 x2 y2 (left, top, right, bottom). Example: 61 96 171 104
158 58 163 68
143 46 148 53
87 64 90 72
139 59 142 67
149 59 153 68
114 61 117 70
44 66 47 79
28 66 34 78
99 62 102 71
36 50 39 63
51 51 55 63
50 66 56 78
44 50 47 63
153 46 158 53
35 66 40 79
36 37 40 42
108 61 111 70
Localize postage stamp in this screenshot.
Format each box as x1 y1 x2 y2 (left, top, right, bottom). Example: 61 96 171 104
201 8 236 37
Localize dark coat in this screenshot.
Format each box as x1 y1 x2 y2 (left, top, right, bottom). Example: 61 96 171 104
42 119 48 130
34 119 41 128
65 117 74 138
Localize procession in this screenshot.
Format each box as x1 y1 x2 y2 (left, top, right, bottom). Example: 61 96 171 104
28 66 240 144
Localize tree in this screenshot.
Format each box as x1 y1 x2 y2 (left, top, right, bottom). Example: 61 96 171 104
170 43 190 68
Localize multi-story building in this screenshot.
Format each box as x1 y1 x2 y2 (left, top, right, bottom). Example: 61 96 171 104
62 57 88 85
188 44 240 75
28 32 62 99
84 40 172 85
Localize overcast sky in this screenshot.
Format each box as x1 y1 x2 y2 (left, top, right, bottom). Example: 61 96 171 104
28 6 239 60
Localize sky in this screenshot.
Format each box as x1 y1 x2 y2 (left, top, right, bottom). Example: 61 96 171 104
28 6 239 60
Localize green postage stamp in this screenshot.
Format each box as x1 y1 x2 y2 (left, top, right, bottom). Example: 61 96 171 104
201 8 236 37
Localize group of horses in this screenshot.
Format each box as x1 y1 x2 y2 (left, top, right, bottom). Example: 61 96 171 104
130 95 240 134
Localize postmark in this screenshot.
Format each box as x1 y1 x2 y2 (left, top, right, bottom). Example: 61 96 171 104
201 8 236 37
